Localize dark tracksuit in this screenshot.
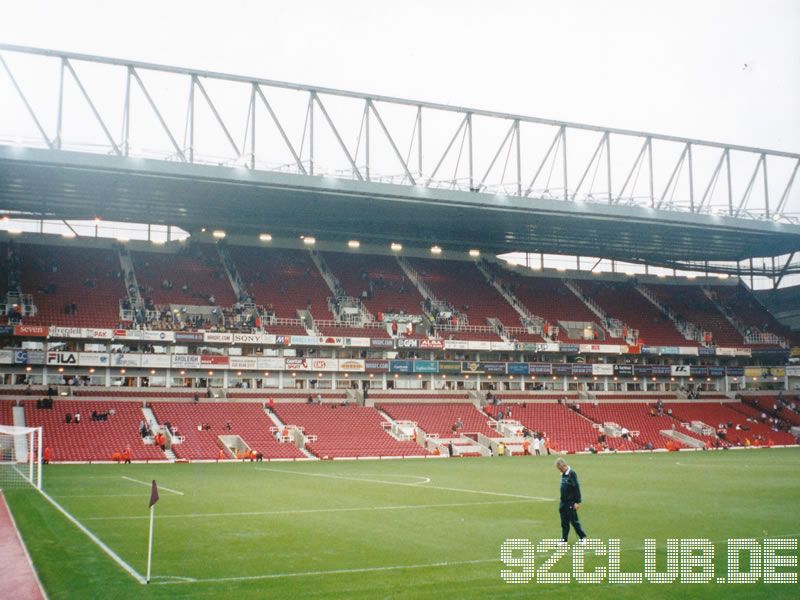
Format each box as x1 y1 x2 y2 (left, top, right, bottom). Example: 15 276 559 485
559 468 586 541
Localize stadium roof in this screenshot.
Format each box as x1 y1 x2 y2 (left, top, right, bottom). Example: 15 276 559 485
1 145 799 267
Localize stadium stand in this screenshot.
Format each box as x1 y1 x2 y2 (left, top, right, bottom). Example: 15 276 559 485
405 257 516 338
227 246 333 320
272 404 429 458
486 403 605 453
484 266 606 341
712 284 792 343
132 244 236 307
0 400 13 425
377 403 501 438
648 284 744 346
575 280 692 346
22 400 164 461
322 251 425 317
150 402 306 460
665 402 797 446
19 244 126 328
740 395 800 427
579 402 709 449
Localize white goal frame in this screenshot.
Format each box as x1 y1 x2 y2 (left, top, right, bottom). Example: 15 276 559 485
0 425 43 491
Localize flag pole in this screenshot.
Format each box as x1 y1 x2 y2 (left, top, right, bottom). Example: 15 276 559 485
146 479 159 584
146 503 154 583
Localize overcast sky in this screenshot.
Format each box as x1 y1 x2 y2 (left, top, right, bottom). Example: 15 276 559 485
4 0 799 154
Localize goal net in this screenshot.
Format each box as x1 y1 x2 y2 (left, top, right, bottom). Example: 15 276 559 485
0 425 42 491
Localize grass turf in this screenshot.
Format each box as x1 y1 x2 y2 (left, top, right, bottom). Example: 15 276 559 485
4 448 800 599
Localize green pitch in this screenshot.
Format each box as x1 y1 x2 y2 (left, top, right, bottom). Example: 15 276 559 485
5 449 800 599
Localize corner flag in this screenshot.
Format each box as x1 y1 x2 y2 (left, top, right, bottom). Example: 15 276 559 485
146 480 159 582
149 480 159 508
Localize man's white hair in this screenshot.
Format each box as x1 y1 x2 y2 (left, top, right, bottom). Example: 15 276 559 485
555 458 567 468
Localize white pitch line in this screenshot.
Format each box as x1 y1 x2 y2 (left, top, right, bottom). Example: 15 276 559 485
51 494 146 498
80 499 537 521
120 476 184 496
255 467 553 501
152 557 498 585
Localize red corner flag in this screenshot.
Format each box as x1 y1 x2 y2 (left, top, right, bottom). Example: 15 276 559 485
149 480 159 508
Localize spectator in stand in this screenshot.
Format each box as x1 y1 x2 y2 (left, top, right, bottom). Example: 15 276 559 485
43 447 53 464
74 413 81 424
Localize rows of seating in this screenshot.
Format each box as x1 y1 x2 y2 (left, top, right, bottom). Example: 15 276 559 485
150 402 305 460
225 391 348 401
272 404 429 458
378 403 501 438
665 402 796 445
21 400 164 461
579 403 707 449
575 280 692 346
740 395 800 427
713 284 792 342
486 403 610 453
406 257 516 338
19 244 125 328
132 244 236 306
228 246 332 320
323 252 425 317
649 284 744 346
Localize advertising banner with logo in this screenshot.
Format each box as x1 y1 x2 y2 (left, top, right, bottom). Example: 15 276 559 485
467 341 492 351
698 347 715 356
13 349 41 364
229 356 258 371
461 361 483 374
443 340 469 350
552 364 572 376
419 339 445 350
14 325 48 337
734 348 753 357
81 328 113 339
437 360 462 373
139 331 174 342
317 336 344 347
49 326 83 338
670 365 691 377
571 364 593 376
389 360 413 373
232 333 269 345
613 364 634 377
338 359 366 372
370 338 395 349
725 366 744 377
786 365 800 377
202 332 232 344
507 362 530 375
715 347 736 357
256 357 285 371
651 365 672 377
412 360 438 373
0 325 14 336
140 354 171 368
690 366 709 377
174 332 204 343
0 349 13 364
591 363 614 376
481 362 506 374
559 344 579 353
114 329 144 340
111 354 142 367
633 365 652 376
490 342 515 351
285 358 337 372
46 351 79 366
579 344 624 354
200 355 229 367
529 363 552 375
343 337 370 348
78 353 109 367
678 347 699 356
708 366 725 377
536 343 561 353
171 354 201 369
396 338 419 349
365 359 390 372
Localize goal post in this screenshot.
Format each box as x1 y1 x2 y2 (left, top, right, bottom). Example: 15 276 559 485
0 425 42 491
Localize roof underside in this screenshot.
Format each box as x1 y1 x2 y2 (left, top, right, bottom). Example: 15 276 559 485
1 146 799 265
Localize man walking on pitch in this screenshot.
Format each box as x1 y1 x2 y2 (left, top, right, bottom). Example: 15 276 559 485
555 458 587 543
